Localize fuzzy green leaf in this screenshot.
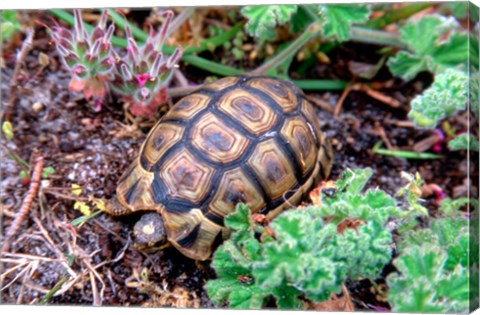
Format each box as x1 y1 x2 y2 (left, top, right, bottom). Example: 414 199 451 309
206 277 269 309
387 246 470 313
208 208 268 309
225 203 255 243
448 133 480 151
408 68 468 128
335 221 393 279
318 4 371 41
241 5 298 41
438 197 470 216
388 204 472 313
335 167 372 194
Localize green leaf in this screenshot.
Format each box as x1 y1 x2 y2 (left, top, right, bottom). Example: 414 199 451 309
318 4 371 41
225 203 252 232
387 246 470 313
1 10 21 42
2 121 14 140
334 221 392 279
42 166 56 178
19 170 28 179
408 68 468 128
387 51 430 81
430 32 469 67
241 5 298 41
441 2 469 19
71 210 102 226
225 203 255 243
388 15 468 81
399 15 454 55
438 197 470 216
206 277 268 309
335 167 373 194
448 133 480 151
290 5 315 33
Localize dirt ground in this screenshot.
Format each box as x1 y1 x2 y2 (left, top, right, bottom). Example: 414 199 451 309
1 8 476 309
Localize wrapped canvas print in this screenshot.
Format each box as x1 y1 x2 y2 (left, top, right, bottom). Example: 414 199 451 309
0 1 479 313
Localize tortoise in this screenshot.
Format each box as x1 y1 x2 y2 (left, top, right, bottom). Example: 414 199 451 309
104 75 333 260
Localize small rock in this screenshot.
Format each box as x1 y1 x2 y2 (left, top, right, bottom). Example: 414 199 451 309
32 102 44 112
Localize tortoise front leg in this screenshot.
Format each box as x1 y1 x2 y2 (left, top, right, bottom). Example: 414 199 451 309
102 195 134 216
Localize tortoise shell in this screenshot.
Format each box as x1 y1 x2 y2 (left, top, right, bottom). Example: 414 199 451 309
108 75 333 260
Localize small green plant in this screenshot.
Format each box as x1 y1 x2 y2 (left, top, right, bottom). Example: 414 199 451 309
408 68 468 128
387 197 476 313
1 10 21 42
2 121 56 182
406 67 479 151
207 168 414 309
45 10 116 109
110 11 182 117
387 14 469 81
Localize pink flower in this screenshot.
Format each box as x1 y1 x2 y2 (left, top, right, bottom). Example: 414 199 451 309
432 186 446 205
432 129 445 153
136 73 151 87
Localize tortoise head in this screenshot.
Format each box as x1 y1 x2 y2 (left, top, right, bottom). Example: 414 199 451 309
133 212 170 252
103 195 170 252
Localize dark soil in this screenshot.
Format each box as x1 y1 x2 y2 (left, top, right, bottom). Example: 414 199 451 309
0 8 475 309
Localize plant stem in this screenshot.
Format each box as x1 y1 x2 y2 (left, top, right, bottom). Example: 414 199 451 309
253 22 321 75
182 55 243 76
350 26 405 48
292 79 348 91
168 85 203 97
366 3 433 29
372 142 443 159
184 23 242 54
39 277 68 305
2 143 30 172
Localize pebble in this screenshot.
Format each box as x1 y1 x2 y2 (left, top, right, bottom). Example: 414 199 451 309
32 102 44 112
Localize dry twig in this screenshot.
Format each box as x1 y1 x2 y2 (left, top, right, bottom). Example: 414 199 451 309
2 155 44 253
334 81 402 117
334 81 355 118
353 84 401 108
3 28 34 122
305 95 335 113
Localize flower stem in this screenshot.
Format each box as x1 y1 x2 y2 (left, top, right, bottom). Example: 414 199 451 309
366 3 433 29
350 26 405 48
253 22 321 75
292 79 348 91
182 55 243 76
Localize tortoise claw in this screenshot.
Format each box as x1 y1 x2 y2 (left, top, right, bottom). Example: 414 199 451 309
103 195 132 216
